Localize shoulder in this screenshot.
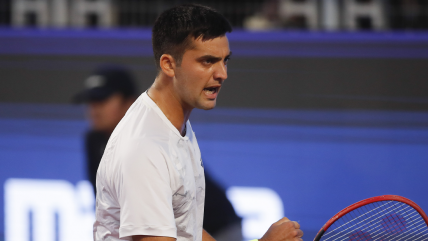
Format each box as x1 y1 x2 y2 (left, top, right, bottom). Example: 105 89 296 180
111 129 169 168
124 137 167 157
106 93 175 167
119 138 169 177
116 95 170 140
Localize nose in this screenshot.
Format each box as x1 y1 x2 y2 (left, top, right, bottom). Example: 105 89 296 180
213 61 227 82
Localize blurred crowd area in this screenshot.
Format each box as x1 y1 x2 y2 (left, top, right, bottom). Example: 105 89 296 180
0 0 428 31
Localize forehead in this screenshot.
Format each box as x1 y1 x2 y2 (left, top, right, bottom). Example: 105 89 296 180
186 35 230 56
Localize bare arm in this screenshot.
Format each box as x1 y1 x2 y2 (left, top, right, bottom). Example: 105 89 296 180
132 230 214 241
132 236 176 241
202 229 216 241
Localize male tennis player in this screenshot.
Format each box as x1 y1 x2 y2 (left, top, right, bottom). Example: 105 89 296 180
93 4 303 241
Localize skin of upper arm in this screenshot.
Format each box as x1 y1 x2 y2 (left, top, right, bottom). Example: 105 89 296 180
132 229 215 241
202 229 216 241
132 236 176 241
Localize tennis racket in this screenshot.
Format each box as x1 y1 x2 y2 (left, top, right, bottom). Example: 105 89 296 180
314 195 428 241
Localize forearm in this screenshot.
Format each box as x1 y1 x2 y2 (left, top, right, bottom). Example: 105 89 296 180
132 230 213 241
132 236 176 241
202 229 216 241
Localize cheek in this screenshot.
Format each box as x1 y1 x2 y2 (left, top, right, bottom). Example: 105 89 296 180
186 69 210 90
88 107 101 121
176 70 198 93
175 63 212 100
105 104 123 121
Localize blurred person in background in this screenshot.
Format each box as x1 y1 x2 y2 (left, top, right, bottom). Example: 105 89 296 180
203 171 242 241
73 65 243 241
73 65 138 193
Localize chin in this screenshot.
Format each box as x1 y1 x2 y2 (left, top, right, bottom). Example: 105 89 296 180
197 101 216 110
203 106 216 110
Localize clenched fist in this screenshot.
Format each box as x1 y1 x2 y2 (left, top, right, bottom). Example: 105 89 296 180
260 217 304 241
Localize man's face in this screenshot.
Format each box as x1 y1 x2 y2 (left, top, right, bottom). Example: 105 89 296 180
173 35 231 110
87 93 132 133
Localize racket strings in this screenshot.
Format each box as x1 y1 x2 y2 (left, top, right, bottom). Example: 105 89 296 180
372 205 428 241
355 205 421 240
324 201 395 237
320 200 428 241
354 202 427 240
402 211 428 241
394 219 427 241
344 203 428 241
341 202 414 239
323 202 407 240
371 211 424 240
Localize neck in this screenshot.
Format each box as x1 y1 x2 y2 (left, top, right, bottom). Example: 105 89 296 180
147 74 192 136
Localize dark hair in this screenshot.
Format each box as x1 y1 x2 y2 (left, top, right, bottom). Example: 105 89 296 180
152 4 232 71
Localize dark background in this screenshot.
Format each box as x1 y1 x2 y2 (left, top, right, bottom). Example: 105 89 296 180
1 30 428 111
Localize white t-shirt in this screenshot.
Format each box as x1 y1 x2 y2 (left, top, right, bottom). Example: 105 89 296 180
93 92 205 241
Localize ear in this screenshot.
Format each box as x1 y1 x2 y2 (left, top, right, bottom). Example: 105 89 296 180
159 54 176 78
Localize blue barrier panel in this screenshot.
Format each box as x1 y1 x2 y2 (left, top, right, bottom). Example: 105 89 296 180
1 104 427 240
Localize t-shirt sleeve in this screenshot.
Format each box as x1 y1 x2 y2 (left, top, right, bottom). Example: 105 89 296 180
117 139 176 239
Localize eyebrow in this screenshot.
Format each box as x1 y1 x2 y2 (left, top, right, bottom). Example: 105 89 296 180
197 51 232 62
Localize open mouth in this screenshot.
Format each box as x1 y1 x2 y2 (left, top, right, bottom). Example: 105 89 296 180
203 87 219 95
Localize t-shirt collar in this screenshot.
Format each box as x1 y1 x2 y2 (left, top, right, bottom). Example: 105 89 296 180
142 91 190 140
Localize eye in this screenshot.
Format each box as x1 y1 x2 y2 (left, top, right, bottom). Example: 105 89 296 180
224 57 230 65
203 59 213 65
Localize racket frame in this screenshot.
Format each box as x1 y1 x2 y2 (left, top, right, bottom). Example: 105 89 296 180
313 195 428 241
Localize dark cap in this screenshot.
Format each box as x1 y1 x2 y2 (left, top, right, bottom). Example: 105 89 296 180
73 65 137 103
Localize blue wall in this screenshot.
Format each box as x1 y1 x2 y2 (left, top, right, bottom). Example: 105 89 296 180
1 105 428 239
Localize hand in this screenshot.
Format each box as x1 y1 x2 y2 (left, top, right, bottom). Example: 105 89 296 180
260 217 304 241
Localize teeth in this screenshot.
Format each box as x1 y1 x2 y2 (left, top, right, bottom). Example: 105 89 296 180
204 88 215 94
